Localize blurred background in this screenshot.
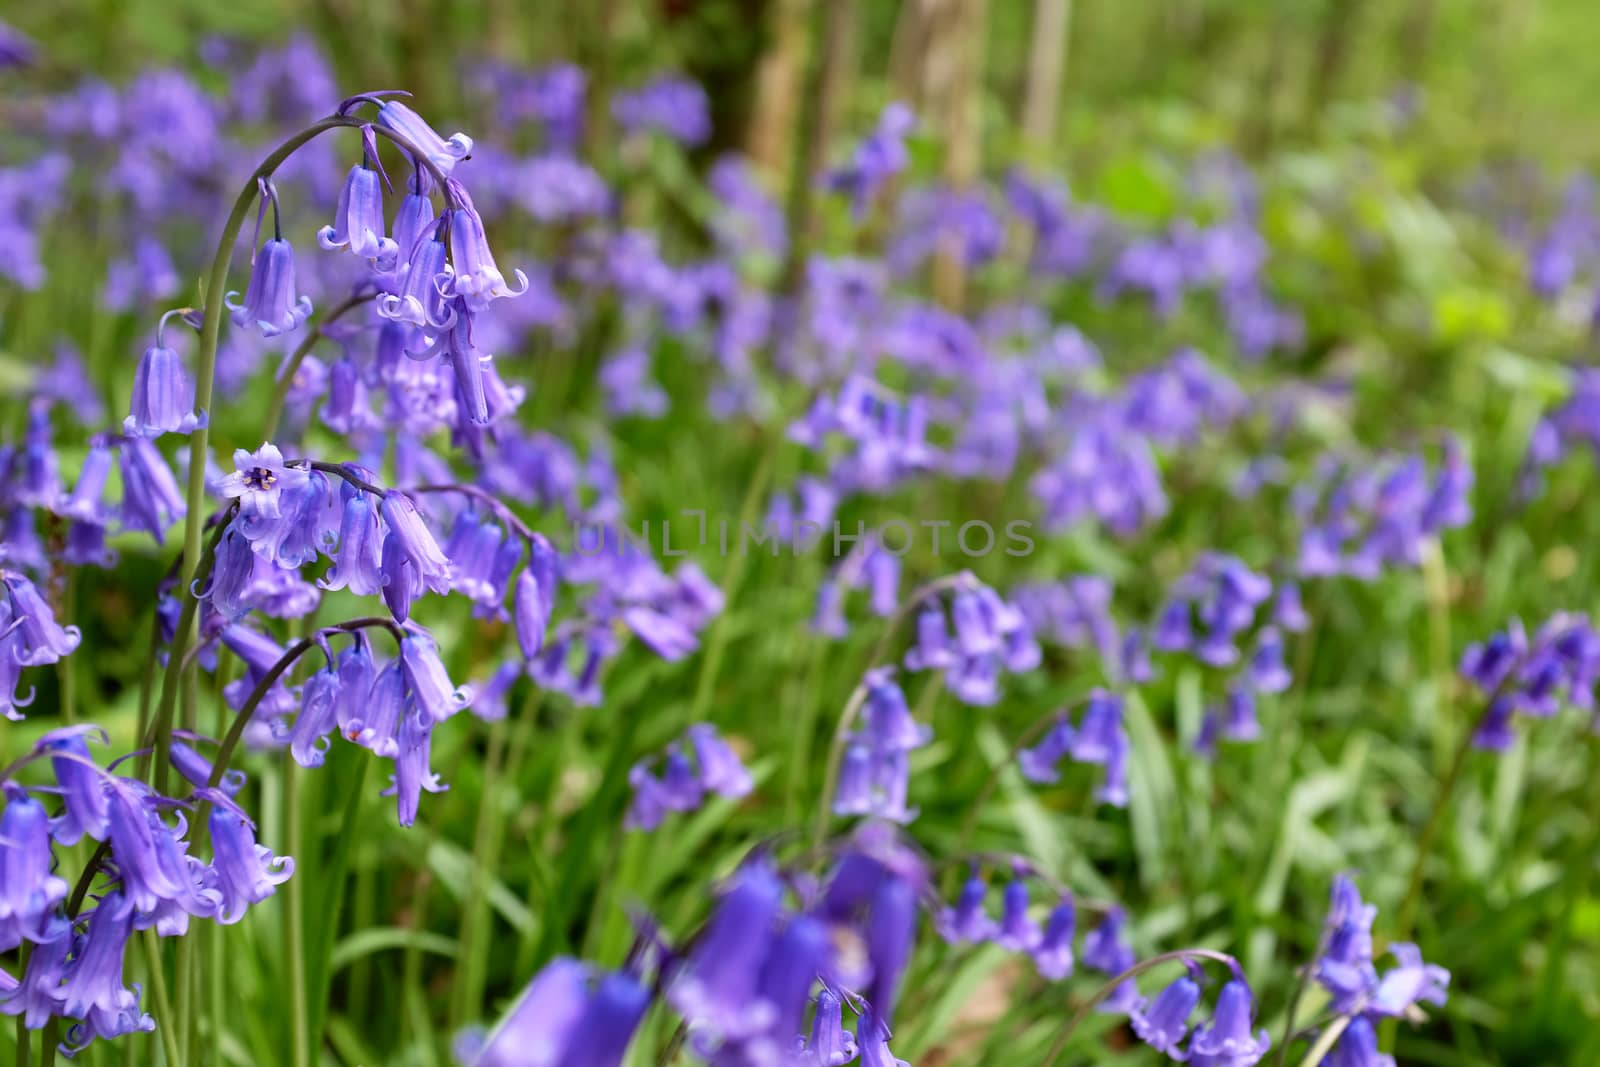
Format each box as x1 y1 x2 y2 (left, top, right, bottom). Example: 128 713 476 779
6 2 1600 1066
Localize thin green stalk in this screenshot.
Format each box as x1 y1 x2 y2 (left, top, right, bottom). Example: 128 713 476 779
15 944 32 1067
308 752 373 1053
1535 735 1600 1017
514 701 580 976
141 930 183 1067
38 1020 57 1067
1294 1015 1351 1067
529 702 642 968
782 638 826 824
451 715 511 1029
684 443 780 726
284 763 311 1067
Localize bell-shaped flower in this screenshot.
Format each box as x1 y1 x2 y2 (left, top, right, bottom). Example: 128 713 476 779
318 164 398 267
226 237 312 337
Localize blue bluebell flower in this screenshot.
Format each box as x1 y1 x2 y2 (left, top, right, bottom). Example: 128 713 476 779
373 99 473 176
1032 896 1076 980
937 872 996 944
205 792 293 923
217 443 308 521
54 892 156 1053
226 237 312 337
668 861 785 1041
0 784 70 948
319 164 398 267
1131 975 1201 1058
1188 980 1270 1066
125 340 204 438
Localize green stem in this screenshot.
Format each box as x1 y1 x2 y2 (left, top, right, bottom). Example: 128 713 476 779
308 750 372 1053
1393 721 1477 941
451 714 510 1029
1294 1014 1351 1067
140 930 183 1067
285 762 311 1067
15 944 31 1067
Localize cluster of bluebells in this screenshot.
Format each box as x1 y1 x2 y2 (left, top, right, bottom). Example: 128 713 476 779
1458 613 1600 750
465 823 925 1067
626 723 754 830
1312 876 1450 1065
1289 440 1473 580
1017 689 1131 806
935 860 1081 980
834 669 931 825
0 727 291 1053
1145 553 1300 755
1520 367 1600 498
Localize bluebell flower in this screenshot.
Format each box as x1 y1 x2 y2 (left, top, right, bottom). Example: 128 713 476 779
1084 908 1139 1012
668 861 784 1041
1019 715 1075 784
205 792 293 923
1188 980 1270 1066
43 726 112 844
824 103 914 219
1315 875 1378 1014
319 164 399 267
288 666 341 768
1367 943 1449 1018
400 630 473 722
622 606 698 661
321 491 386 597
12 401 60 508
217 442 308 521
3 571 82 666
903 604 956 672
1032 896 1076 980
471 957 590 1067
995 878 1041 952
0 784 69 948
379 492 453 621
54 893 155 1052
125 341 204 438
514 534 558 658
865 874 917 1024
444 183 528 310
56 441 116 526
1246 627 1291 694
0 922 72 1028
169 741 244 796
1131 975 1201 1058
856 1010 910 1067
612 76 711 145
800 989 857 1066
374 99 473 176
379 227 455 334
937 872 995 944
1070 690 1126 764
226 237 312 337
346 656 404 757
687 724 753 798
1221 686 1260 742
386 708 447 826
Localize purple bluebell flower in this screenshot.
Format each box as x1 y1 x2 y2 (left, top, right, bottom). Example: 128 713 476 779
319 164 399 267
1 923 72 1028
471 957 590 1067
288 666 341 768
995 878 1041 952
125 340 204 438
1019 715 1075 784
44 726 112 844
1083 908 1138 1012
904 604 956 672
1221 686 1260 742
401 630 473 722
0 784 70 948
937 873 996 944
56 441 116 526
1189 980 1270 1066
1071 690 1126 764
346 657 404 757
668 862 784 1041
1032 896 1076 980
169 741 244 797
1367 943 1449 1018
800 988 857 1066
612 76 711 145
374 99 473 176
386 708 447 826
217 443 308 521
226 237 312 336
514 535 558 658
321 491 386 597
54 893 155 1052
444 183 528 310
825 103 915 219
379 227 455 333
686 724 753 798
206 792 293 923
856 1011 910 1067
380 492 453 620
1131 975 1201 1058
3 571 82 668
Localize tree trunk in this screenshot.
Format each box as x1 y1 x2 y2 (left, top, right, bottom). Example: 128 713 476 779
1020 0 1071 158
780 0 859 294
747 0 815 173
930 0 988 311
